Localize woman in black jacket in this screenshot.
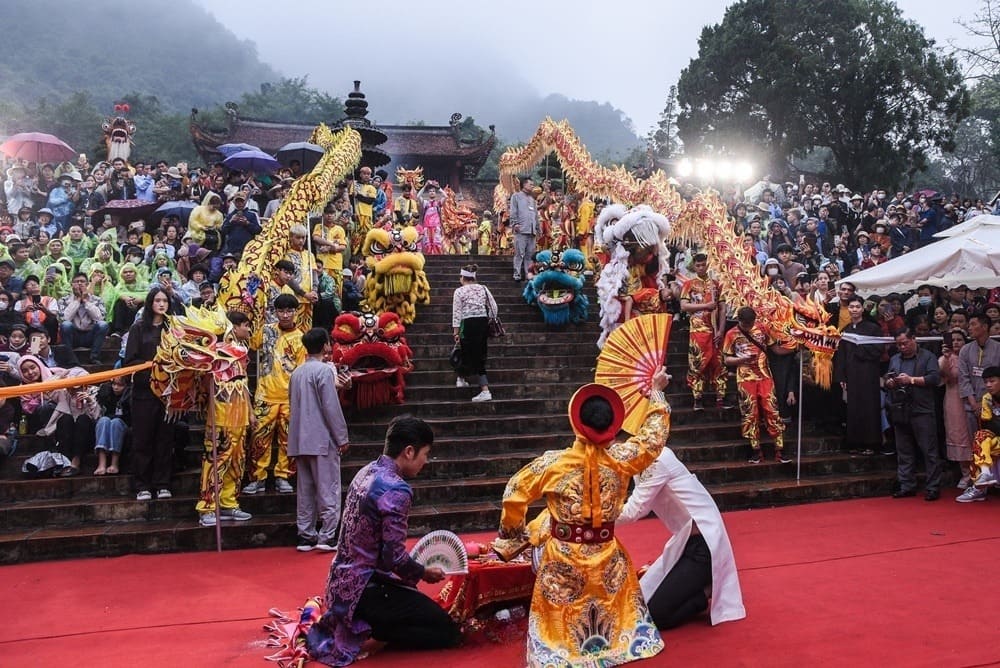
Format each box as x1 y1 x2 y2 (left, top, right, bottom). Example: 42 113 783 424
124 287 174 500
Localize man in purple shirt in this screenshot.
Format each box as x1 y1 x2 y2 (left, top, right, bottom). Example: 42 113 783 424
307 415 460 666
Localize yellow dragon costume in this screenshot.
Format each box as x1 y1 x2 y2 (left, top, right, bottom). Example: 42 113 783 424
494 118 839 385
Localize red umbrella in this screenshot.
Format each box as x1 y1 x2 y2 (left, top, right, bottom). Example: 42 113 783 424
0 132 76 163
93 199 160 225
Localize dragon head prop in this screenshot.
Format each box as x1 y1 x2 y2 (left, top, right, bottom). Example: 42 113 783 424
150 307 251 429
440 186 478 253
331 311 413 409
102 103 135 163
594 204 672 347
523 248 590 326
361 226 431 324
395 166 425 191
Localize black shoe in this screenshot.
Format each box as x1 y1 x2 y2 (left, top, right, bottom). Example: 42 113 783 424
692 399 704 411
924 490 940 501
775 450 792 464
513 276 523 283
747 450 762 464
296 538 316 553
892 489 916 498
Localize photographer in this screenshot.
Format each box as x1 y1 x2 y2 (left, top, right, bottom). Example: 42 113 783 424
4 166 34 214
885 328 942 500
14 276 58 342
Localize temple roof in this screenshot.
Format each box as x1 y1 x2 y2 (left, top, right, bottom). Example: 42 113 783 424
190 107 495 172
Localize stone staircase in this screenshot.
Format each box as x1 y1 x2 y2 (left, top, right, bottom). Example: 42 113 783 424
0 254 899 564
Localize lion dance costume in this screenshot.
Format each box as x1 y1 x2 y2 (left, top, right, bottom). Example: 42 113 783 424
150 307 251 516
361 226 430 325
331 311 413 409
523 248 589 326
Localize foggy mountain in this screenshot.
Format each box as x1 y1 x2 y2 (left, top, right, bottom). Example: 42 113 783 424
4 0 642 160
1 0 277 112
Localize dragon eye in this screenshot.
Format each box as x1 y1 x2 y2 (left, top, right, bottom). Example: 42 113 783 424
369 241 387 255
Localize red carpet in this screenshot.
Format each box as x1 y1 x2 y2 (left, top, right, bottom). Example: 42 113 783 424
3 497 1000 667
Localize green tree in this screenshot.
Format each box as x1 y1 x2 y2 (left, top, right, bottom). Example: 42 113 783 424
676 0 970 186
648 85 681 161
236 77 344 124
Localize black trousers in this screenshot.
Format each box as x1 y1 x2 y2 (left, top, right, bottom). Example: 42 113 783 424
130 396 174 491
55 413 95 462
647 532 712 630
768 351 798 420
355 580 460 650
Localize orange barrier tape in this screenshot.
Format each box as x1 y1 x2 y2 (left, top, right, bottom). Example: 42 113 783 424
0 362 153 399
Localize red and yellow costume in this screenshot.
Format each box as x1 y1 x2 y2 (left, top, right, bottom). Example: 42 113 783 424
682 275 726 399
247 324 305 483
722 324 784 451
972 393 1000 477
494 384 668 668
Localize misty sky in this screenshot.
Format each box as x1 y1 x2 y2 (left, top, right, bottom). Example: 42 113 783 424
198 0 984 136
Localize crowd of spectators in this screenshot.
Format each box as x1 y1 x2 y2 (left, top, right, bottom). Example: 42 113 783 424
709 179 1000 500
3 150 999 506
0 153 372 483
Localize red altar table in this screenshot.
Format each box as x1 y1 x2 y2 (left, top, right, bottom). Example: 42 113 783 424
436 557 535 623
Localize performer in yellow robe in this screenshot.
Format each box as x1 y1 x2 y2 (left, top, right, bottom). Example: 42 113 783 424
494 370 670 668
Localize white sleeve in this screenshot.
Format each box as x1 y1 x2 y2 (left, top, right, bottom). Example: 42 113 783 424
618 453 670 524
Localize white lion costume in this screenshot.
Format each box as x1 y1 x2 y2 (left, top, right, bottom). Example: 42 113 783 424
595 204 672 347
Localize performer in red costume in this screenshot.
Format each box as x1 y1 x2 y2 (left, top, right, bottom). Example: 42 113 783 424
681 253 728 411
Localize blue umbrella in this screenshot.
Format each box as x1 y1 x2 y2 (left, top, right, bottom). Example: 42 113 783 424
217 142 260 157
223 149 280 175
152 200 197 223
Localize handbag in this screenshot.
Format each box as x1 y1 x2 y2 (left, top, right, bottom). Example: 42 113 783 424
482 286 506 338
449 343 463 371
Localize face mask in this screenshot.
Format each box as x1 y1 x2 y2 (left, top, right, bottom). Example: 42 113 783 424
767 267 779 276
918 296 932 306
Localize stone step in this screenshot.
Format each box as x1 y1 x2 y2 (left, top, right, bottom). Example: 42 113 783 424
345 413 745 442
0 470 904 565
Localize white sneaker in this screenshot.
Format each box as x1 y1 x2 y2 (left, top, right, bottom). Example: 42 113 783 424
974 470 998 487
156 489 172 499
219 508 252 521
241 480 264 495
956 486 987 503
957 475 971 490
456 378 469 388
471 390 492 402
199 512 217 527
275 478 295 494
136 490 152 501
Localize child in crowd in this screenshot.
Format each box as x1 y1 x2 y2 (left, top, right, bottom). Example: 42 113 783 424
957 366 1000 502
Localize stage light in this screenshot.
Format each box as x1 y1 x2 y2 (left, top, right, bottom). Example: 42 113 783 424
736 162 753 183
676 158 693 177
715 161 733 181
696 160 714 181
